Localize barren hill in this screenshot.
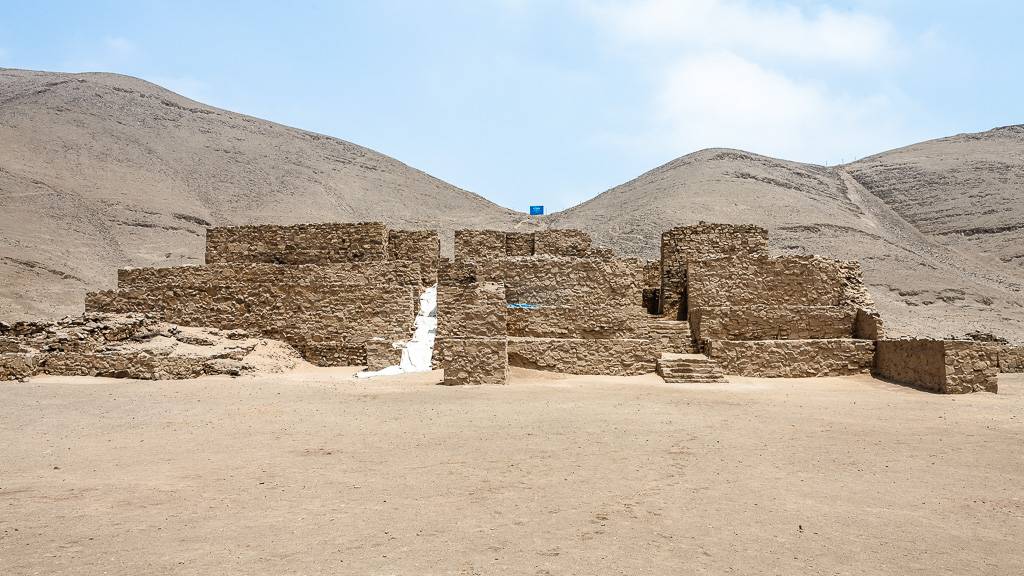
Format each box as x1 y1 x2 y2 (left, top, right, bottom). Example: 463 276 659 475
550 145 1024 341
2 69 1022 342
0 68 522 319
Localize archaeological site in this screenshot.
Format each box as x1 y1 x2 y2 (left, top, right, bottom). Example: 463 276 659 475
2 221 1018 393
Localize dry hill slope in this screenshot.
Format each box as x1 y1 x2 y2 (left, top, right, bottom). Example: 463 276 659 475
845 126 1024 272
0 68 522 319
550 148 1024 342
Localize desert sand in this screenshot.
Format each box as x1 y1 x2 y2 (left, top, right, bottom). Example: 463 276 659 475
2 368 1022 575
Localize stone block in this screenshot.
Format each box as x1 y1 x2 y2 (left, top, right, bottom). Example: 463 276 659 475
505 232 535 256
705 338 875 377
205 222 388 264
388 229 440 286
454 229 506 261
874 339 999 393
690 305 856 341
534 229 592 257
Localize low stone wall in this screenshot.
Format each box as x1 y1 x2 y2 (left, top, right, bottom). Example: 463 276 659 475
691 305 856 342
454 230 506 261
705 339 875 377
388 229 440 286
854 308 885 340
687 255 865 309
944 342 1000 393
534 230 592 257
436 337 508 385
999 345 1024 373
507 337 656 376
874 340 999 393
660 223 768 319
205 222 388 264
506 305 651 339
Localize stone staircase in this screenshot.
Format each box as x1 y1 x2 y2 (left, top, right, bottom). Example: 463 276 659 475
656 352 728 383
648 317 696 354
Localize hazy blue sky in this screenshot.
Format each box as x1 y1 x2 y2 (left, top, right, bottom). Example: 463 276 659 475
1 1 1021 211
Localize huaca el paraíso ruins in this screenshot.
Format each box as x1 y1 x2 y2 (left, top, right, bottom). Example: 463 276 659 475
3 221 1017 393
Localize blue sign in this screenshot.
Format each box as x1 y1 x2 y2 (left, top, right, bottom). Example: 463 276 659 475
529 205 544 216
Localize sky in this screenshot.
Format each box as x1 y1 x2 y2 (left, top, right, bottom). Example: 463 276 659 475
1 0 1022 211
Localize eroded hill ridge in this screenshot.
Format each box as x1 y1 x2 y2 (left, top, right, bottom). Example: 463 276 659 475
0 68 1021 341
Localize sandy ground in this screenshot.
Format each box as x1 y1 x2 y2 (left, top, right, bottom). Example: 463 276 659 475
1 368 1023 575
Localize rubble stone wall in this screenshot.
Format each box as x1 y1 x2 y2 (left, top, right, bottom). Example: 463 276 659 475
388 229 440 286
874 340 999 393
705 338 875 377
688 256 860 309
502 256 637 308
660 223 769 319
87 265 416 366
436 282 506 339
505 232 535 257
534 229 592 257
205 222 388 264
117 262 421 292
998 345 1024 373
507 337 656 376
943 342 1000 393
691 305 856 342
506 306 651 339
435 337 508 385
454 230 506 261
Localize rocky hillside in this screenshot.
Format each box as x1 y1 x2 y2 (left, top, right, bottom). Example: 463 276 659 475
2 68 1021 342
0 69 522 319
550 146 1024 342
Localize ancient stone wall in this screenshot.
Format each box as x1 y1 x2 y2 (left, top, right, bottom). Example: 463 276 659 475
87 263 417 366
454 229 506 261
854 308 885 340
507 337 656 376
205 222 388 264
505 232 535 257
502 256 637 307
687 256 861 309
1000 345 1024 373
435 260 508 385
705 339 874 377
534 229 592 257
943 342 1000 393
388 229 440 286
874 340 999 393
691 305 856 342
660 223 768 319
506 306 650 339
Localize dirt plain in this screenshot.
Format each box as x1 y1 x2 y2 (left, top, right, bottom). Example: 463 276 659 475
2 367 1022 575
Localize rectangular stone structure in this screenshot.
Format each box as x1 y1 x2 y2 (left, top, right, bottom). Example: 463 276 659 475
533 229 592 257
436 282 506 339
86 263 417 367
704 338 875 377
507 337 656 376
205 222 388 265
690 305 856 342
436 337 508 385
388 229 440 286
454 229 506 262
874 340 999 393
660 223 768 319
687 255 868 310
1000 345 1024 373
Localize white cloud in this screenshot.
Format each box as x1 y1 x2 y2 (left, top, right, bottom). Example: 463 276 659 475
655 52 897 163
584 0 899 67
580 0 914 164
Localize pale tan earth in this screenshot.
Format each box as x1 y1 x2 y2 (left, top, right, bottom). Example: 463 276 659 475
2 367 1023 575
2 68 1023 342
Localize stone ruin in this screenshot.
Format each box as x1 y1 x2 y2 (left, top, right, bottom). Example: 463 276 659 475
1 220 1019 393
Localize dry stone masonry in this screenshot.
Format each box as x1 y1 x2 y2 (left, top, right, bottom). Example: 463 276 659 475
2 218 1002 394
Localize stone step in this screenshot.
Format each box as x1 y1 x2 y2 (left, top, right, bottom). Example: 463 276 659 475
657 353 728 383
